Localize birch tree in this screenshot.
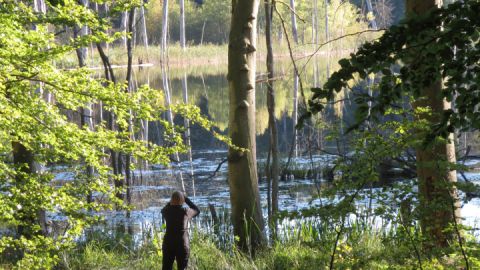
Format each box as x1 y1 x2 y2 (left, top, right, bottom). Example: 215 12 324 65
180 0 186 50
138 5 149 48
289 0 298 44
161 0 169 54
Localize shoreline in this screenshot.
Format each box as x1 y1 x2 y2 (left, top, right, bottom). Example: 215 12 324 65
60 44 354 70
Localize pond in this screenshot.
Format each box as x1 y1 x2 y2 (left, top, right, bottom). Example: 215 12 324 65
54 55 480 242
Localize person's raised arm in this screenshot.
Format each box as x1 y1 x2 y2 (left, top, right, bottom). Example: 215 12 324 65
185 197 200 218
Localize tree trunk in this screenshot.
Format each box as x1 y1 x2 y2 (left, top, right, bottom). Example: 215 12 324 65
180 0 186 50
161 63 185 192
293 72 299 157
228 0 264 252
314 0 318 44
14 0 49 228
132 9 137 49
96 41 123 201
28 0 48 236
324 0 330 77
12 142 47 237
200 21 206 45
365 0 378 29
100 4 110 51
161 0 169 54
120 11 127 49
311 10 315 44
289 0 298 44
75 0 95 204
138 6 149 49
125 8 136 216
278 25 283 43
182 72 195 196
324 0 329 42
264 0 279 220
407 0 460 248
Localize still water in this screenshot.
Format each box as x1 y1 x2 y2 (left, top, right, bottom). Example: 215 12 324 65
56 57 480 241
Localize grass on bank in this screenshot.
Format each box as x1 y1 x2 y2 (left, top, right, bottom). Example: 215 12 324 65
57 31 369 70
54 221 479 270
59 43 229 69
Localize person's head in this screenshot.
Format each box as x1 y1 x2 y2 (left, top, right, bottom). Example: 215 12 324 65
170 191 185 205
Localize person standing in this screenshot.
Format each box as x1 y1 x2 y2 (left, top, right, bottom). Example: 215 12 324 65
161 191 200 270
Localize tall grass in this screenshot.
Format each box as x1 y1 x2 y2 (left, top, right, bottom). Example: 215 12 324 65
56 31 366 70
56 214 480 270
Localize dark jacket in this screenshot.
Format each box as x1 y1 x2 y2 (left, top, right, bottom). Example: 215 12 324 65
161 197 200 250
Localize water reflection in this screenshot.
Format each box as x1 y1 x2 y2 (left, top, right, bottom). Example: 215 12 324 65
80 153 480 244
76 55 480 241
114 62 340 160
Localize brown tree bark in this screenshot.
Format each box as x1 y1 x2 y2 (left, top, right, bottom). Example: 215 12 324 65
407 0 460 248
228 0 265 252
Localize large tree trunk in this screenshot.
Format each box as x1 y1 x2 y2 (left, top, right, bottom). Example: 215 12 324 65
264 0 279 221
407 0 460 248
228 0 264 252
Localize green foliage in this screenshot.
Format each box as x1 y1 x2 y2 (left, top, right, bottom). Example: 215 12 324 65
0 1 223 268
54 224 480 269
284 101 480 268
304 1 480 138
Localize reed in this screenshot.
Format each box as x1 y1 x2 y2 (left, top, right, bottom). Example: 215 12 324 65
56 214 480 270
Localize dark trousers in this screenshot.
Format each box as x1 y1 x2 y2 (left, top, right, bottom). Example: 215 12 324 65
162 245 189 270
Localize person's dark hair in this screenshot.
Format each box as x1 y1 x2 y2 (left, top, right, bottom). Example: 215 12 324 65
170 191 185 205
